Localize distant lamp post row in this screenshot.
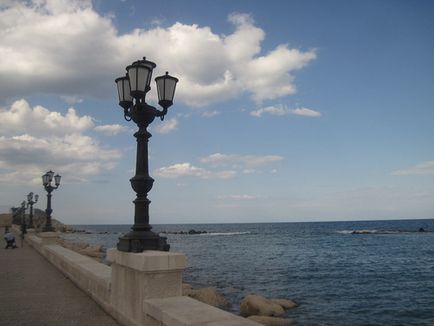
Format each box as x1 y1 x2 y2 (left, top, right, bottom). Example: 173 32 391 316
26 192 39 229
42 170 61 232
115 57 178 253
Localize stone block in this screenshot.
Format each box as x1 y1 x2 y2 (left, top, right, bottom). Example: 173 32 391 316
106 249 186 272
144 296 261 326
108 249 186 326
37 232 60 245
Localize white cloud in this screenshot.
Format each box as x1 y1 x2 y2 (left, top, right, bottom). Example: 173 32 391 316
0 99 121 184
291 107 321 117
0 2 316 106
94 124 129 136
250 105 321 117
154 163 236 179
200 153 284 168
0 99 94 136
392 161 434 176
156 152 282 179
60 95 84 105
202 110 220 118
154 118 178 134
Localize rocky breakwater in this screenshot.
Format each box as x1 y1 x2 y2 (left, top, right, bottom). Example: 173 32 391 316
181 284 298 326
161 229 208 235
240 294 298 326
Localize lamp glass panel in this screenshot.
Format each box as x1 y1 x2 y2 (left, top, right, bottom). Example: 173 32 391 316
156 75 178 103
164 77 178 102
116 78 123 101
137 66 150 92
127 65 150 95
42 174 49 185
156 77 164 101
122 78 132 101
127 66 138 92
54 174 61 185
116 77 132 102
141 61 155 88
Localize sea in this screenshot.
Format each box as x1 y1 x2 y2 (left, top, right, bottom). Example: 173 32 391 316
62 219 434 326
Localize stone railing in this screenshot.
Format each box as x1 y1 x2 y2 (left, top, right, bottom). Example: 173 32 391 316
22 231 259 326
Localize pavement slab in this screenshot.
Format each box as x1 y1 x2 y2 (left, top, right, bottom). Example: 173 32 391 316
0 228 119 326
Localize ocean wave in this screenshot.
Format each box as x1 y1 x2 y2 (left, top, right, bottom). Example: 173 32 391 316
199 231 251 236
337 229 429 235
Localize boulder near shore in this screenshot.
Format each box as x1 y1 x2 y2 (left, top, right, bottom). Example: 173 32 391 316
240 294 298 326
182 284 229 308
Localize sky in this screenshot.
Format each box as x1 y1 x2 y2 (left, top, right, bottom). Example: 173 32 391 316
0 0 433 225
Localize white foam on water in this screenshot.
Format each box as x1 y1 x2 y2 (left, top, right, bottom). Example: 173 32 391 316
199 231 251 236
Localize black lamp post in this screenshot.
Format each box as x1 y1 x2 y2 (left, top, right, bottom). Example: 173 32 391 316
115 57 178 253
26 192 38 229
20 200 27 235
42 170 61 232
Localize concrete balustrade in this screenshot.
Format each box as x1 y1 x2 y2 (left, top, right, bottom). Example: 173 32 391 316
22 231 260 326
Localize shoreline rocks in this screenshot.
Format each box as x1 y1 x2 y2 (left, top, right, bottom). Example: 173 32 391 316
182 284 229 308
161 229 208 235
240 294 298 326
57 238 105 261
240 295 285 317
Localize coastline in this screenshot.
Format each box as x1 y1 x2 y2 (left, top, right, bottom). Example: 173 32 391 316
56 226 299 325
55 220 434 326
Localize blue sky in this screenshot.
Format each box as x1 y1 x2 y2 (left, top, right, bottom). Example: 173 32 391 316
0 0 433 224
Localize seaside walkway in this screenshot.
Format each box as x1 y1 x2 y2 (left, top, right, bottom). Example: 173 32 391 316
0 229 119 326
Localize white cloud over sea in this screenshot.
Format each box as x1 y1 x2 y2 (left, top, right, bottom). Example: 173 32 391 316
250 105 321 117
392 161 434 176
155 153 283 179
0 99 121 184
0 1 316 107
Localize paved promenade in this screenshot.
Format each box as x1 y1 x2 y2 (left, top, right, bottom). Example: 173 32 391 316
0 229 119 326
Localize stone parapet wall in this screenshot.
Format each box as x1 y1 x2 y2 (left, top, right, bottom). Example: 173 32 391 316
26 234 112 310
23 233 260 326
144 296 260 326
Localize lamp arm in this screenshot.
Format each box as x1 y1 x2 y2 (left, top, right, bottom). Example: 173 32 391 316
124 108 132 121
155 107 168 121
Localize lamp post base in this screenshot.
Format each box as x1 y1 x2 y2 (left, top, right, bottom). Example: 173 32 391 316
117 230 170 252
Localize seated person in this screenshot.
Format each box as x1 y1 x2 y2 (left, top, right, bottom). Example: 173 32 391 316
4 230 17 249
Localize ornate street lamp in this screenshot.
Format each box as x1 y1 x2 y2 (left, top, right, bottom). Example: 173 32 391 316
26 192 39 229
42 170 61 232
20 200 26 234
115 57 178 253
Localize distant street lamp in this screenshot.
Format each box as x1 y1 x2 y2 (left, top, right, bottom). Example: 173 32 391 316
42 170 61 232
20 200 26 235
26 192 39 229
115 57 178 252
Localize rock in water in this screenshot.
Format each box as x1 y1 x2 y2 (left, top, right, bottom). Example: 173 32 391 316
269 299 298 310
247 316 295 326
240 294 285 317
78 245 104 258
183 287 228 308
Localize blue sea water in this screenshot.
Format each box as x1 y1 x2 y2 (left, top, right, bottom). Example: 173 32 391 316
63 219 434 326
